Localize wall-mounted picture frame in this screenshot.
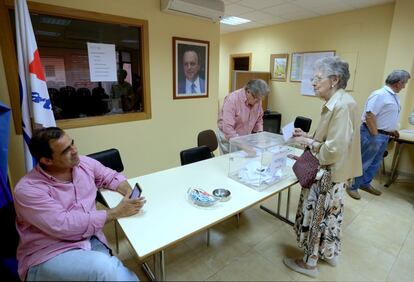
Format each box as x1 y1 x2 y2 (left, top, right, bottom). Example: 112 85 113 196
290 52 304 82
173 37 209 99
270 53 288 81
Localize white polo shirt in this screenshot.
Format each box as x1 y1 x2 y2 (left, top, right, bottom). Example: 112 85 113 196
362 86 401 131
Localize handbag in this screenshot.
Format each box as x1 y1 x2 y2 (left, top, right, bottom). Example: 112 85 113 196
291 147 320 188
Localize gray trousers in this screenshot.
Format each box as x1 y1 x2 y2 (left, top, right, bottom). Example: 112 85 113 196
26 237 138 281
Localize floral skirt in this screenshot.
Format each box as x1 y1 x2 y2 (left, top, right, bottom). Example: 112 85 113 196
293 172 347 266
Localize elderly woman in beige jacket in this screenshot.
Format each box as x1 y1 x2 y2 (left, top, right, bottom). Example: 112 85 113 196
284 56 362 278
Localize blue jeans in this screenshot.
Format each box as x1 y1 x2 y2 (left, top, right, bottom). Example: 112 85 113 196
26 237 138 281
351 125 389 191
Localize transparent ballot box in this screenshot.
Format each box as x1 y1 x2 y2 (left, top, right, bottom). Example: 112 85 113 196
228 131 291 191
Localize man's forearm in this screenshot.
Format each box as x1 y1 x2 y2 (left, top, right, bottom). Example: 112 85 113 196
365 112 378 135
252 126 263 134
116 180 132 196
252 117 263 134
222 125 237 140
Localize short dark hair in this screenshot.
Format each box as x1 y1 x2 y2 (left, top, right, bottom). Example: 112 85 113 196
117 69 127 78
28 127 65 161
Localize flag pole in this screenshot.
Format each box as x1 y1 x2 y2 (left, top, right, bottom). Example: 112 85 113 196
15 0 56 172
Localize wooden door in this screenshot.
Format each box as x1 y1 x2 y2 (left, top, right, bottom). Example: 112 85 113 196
231 70 270 111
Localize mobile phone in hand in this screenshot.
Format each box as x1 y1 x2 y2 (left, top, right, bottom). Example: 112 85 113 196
129 183 142 199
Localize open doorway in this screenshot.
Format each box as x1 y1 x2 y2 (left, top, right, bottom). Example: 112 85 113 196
233 56 250 71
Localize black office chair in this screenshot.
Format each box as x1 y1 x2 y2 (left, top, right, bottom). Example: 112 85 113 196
88 148 124 174
294 116 312 133
48 87 63 120
76 88 92 116
197 130 218 157
92 86 110 115
180 145 213 165
87 148 124 253
263 111 282 134
59 86 77 118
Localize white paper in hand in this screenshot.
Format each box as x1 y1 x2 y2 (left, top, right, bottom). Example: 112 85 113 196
282 121 295 142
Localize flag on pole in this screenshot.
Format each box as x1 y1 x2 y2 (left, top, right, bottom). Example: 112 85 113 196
15 0 56 172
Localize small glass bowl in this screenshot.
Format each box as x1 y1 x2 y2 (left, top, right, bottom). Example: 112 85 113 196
187 188 218 207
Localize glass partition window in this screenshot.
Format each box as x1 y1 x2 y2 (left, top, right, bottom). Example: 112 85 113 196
3 2 151 130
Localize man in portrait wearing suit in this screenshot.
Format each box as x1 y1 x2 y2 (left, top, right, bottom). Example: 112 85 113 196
178 49 205 94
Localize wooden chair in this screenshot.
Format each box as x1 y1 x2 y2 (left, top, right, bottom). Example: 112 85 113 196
197 130 218 157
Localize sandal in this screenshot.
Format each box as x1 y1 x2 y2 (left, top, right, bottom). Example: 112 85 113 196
283 257 319 278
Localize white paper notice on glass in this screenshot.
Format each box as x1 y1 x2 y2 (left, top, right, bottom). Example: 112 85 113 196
282 121 295 142
87 42 117 82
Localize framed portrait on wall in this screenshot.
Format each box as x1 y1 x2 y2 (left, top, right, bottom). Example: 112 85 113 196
173 37 209 99
270 53 288 81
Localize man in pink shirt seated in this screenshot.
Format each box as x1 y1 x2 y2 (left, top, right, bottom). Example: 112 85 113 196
217 79 270 154
14 127 146 281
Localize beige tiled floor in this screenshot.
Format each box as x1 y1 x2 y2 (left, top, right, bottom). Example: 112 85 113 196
102 178 414 281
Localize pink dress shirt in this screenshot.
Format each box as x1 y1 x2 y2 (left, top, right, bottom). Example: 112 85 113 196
218 88 264 140
13 156 127 280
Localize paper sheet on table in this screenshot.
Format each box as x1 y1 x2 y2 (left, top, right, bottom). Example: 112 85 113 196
282 121 294 142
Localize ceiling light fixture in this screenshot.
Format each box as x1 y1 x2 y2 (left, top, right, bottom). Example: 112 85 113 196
35 30 61 37
40 16 71 26
220 16 251 25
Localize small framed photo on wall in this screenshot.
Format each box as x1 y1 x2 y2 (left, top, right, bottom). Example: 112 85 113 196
173 37 209 99
270 53 288 81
